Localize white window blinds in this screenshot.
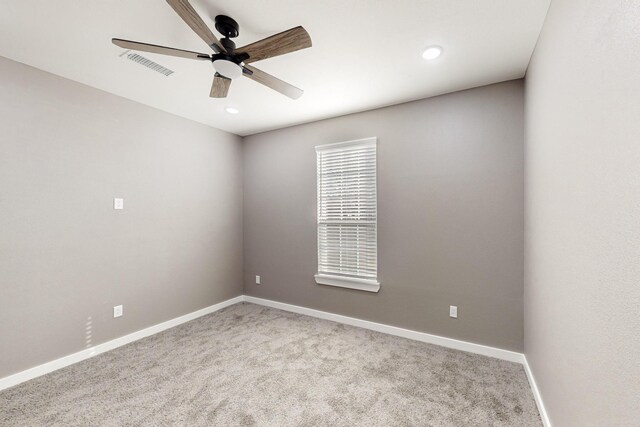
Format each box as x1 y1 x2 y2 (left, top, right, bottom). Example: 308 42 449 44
315 137 379 293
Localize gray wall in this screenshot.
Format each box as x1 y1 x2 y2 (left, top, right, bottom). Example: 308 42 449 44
243 80 525 351
0 57 243 378
524 0 640 425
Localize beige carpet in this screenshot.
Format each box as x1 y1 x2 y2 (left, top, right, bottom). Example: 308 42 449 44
0 302 541 426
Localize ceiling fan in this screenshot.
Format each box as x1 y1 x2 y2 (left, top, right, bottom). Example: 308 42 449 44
112 0 311 99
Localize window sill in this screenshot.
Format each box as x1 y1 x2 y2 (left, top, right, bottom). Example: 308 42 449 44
314 274 380 293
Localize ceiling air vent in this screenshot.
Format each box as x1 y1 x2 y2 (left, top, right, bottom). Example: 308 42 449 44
125 52 174 76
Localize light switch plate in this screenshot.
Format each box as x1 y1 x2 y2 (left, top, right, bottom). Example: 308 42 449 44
255 275 261 285
114 198 124 210
113 305 123 318
449 305 458 318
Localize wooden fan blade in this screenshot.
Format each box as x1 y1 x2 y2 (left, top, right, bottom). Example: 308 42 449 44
210 73 232 98
236 26 311 64
112 38 211 60
166 0 224 53
243 65 303 99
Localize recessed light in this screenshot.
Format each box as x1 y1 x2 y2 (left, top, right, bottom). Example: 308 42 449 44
422 46 442 60
225 107 239 115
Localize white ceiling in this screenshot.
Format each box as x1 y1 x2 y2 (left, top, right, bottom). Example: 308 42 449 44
0 0 549 136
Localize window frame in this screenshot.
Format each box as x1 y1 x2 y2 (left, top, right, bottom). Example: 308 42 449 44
314 137 380 293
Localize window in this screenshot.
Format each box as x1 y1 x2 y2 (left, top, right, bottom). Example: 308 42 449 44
315 137 379 292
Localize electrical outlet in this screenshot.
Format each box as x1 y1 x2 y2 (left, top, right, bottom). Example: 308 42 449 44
113 305 123 318
113 198 124 210
449 305 458 318
255 275 261 285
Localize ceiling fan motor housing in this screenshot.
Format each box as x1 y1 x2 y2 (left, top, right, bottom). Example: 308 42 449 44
220 38 236 52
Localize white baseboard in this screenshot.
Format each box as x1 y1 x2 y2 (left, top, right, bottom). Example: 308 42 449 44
242 295 525 364
523 356 552 427
0 295 243 392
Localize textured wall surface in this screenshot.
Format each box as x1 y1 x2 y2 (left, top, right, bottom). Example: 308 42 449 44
243 81 525 352
0 57 243 378
524 0 640 424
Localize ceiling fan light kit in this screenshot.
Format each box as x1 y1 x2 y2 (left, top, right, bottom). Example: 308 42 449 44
212 57 243 80
112 0 311 100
